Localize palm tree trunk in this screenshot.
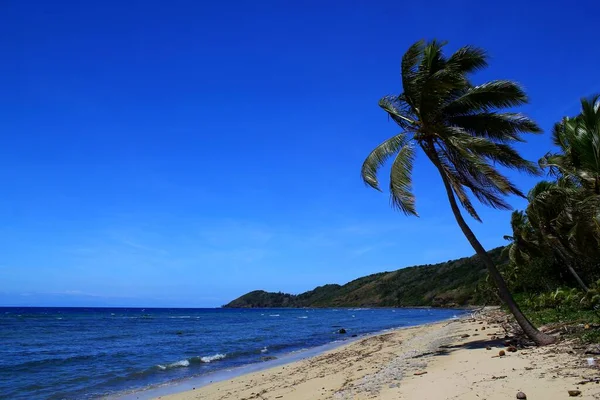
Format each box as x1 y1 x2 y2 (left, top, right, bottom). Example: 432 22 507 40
553 238 589 292
541 230 589 292
567 264 589 292
555 248 589 292
428 151 556 345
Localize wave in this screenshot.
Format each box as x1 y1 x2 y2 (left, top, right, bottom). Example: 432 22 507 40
168 316 191 319
297 316 308 319
269 314 280 317
156 359 190 370
198 353 226 363
155 353 226 371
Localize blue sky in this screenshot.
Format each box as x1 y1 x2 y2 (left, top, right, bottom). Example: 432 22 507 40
1 0 599 307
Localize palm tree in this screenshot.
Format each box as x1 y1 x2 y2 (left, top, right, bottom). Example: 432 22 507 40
525 180 590 291
539 95 600 259
361 39 555 345
540 95 600 193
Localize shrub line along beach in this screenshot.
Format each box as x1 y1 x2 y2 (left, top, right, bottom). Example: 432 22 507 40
152 308 600 400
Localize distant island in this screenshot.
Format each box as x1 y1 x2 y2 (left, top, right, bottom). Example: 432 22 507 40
224 247 506 308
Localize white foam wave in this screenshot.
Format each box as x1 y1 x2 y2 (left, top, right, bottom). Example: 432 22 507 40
169 316 191 319
297 316 308 319
200 353 226 363
169 359 190 368
157 359 190 370
260 347 268 353
269 314 280 317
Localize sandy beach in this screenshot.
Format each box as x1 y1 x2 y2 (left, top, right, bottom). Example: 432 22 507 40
158 309 600 400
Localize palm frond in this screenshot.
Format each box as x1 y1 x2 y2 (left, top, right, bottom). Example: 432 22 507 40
442 139 527 199
444 130 540 175
389 143 417 216
361 133 410 191
420 39 448 74
435 149 482 221
401 40 426 107
446 45 488 74
443 81 530 116
448 112 541 142
379 95 417 129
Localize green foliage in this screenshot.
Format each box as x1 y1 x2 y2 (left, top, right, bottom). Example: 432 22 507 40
504 95 600 294
580 329 600 344
515 283 600 344
518 281 600 312
224 248 507 308
524 307 600 329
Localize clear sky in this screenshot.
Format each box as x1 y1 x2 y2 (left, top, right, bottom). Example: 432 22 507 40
1 0 599 307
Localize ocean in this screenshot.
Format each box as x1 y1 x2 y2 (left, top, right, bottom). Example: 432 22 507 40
0 307 463 399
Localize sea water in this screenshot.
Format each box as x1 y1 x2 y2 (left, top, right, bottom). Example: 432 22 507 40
0 307 462 399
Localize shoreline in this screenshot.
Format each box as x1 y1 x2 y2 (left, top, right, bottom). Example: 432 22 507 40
149 308 600 400
113 313 467 400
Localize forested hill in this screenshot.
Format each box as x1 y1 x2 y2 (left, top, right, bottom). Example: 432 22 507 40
223 247 506 308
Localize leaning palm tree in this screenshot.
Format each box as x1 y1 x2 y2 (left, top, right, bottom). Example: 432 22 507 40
361 39 555 345
526 180 589 291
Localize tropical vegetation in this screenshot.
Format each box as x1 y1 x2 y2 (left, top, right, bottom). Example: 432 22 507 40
501 95 600 330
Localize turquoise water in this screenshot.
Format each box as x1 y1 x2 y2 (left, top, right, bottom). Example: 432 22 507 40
0 307 462 399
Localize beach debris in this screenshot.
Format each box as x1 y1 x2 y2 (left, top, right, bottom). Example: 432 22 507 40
499 350 506 357
568 389 582 396
481 326 486 331
585 324 591 330
260 356 277 362
338 328 347 334
577 377 600 385
486 346 492 350
414 371 428 376
461 334 470 338
492 375 507 380
587 358 596 366
507 346 517 352
585 345 600 355
516 391 527 399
